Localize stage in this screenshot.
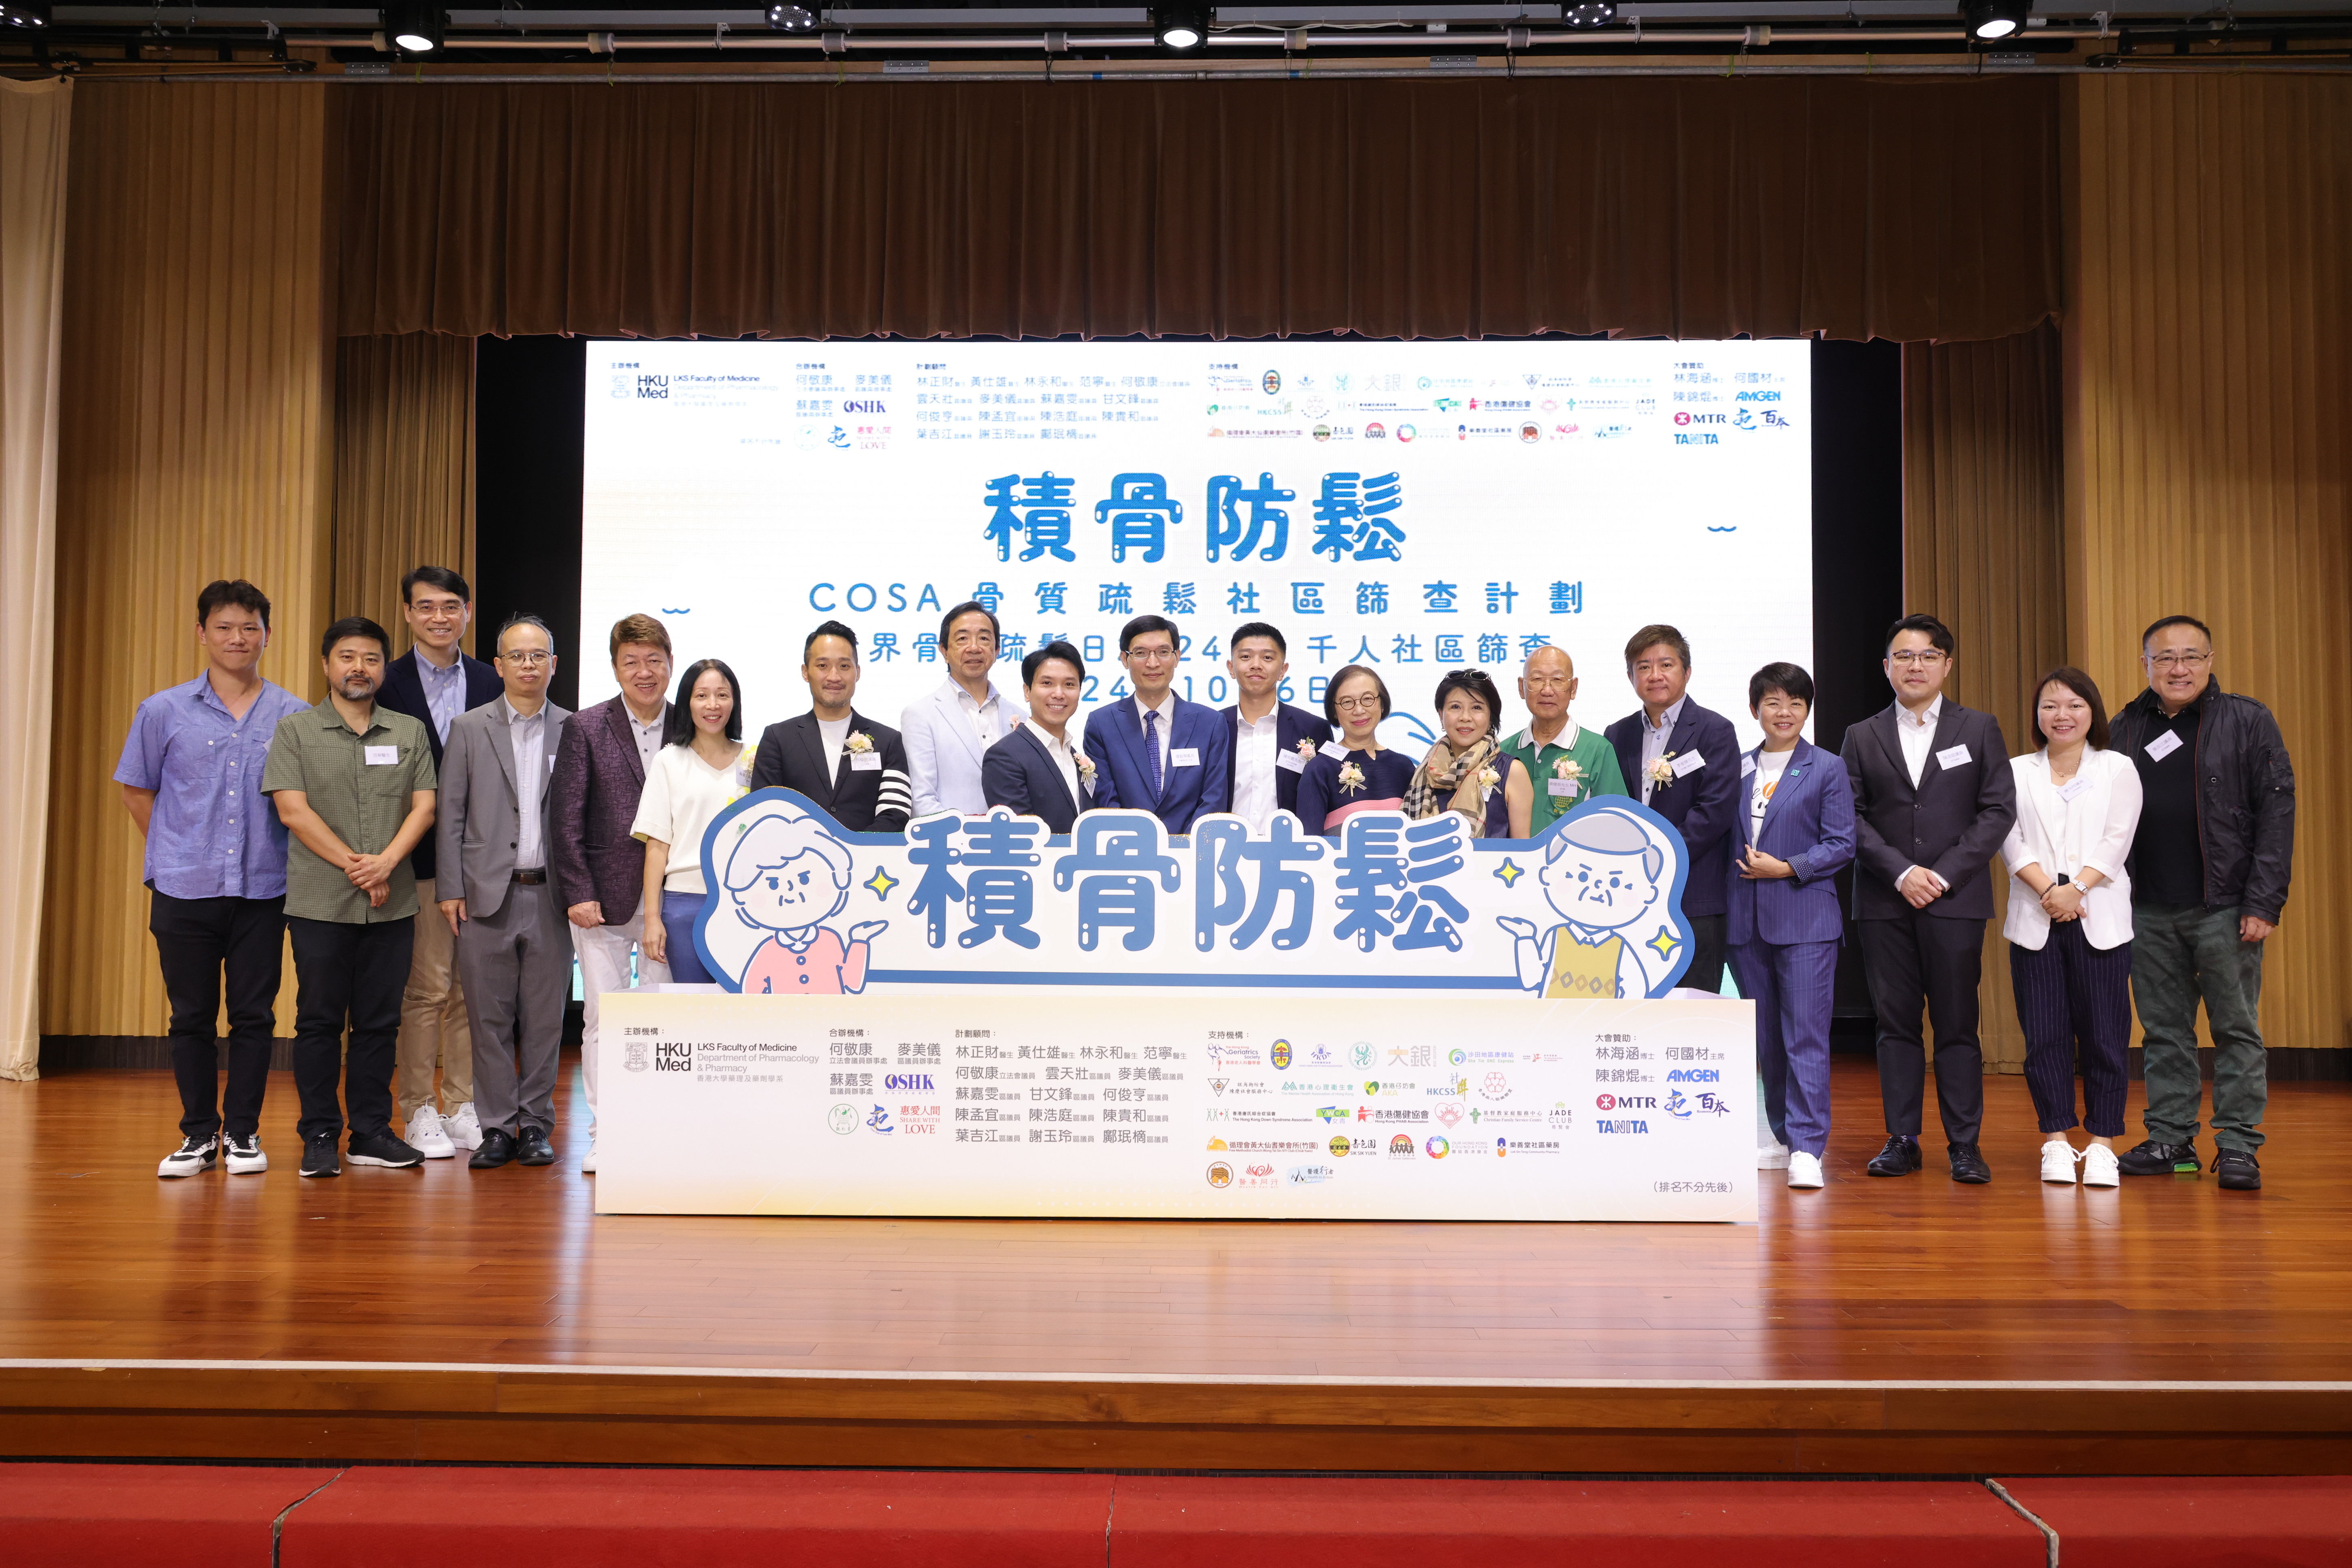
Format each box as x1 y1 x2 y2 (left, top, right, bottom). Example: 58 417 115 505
4 1057 2347 1475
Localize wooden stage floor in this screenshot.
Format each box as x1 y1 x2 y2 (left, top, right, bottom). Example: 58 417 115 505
4 1057 2347 1474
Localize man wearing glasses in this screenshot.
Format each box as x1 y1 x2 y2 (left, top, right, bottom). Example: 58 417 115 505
2109 616 2295 1191
1083 614 1229 835
435 615 572 1170
1842 614 2017 1184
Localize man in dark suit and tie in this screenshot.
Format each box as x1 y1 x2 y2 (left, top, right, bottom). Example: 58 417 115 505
983 641 1095 833
750 621 913 833
1220 621 1334 834
1841 613 2018 1183
1604 624 1742 995
1082 615 1230 835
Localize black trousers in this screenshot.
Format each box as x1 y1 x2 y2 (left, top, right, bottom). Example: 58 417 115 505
1682 913 1729 996
287 915 414 1144
1858 909 1987 1145
149 890 285 1140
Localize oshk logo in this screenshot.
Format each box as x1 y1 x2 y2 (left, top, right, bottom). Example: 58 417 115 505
1664 1090 1692 1119
1270 1040 1293 1071
1668 1068 1721 1083
841 398 886 414
884 1073 934 1092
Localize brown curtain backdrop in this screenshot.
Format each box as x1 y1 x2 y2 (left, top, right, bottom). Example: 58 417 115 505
339 77 2059 345
2066 74 2350 1055
333 332 478 651
1902 323 2066 1073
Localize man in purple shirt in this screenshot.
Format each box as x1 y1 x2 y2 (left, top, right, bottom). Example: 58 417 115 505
116 580 313 1178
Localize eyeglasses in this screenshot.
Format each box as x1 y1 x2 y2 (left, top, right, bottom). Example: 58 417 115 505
1333 695 1383 713
2147 650 2212 669
498 650 553 666
1888 650 1947 667
1127 647 1177 665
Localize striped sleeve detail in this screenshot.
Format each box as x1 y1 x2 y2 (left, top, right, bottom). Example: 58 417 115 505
875 767 914 813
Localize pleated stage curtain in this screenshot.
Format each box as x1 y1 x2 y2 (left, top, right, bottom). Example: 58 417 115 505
337 76 2060 345
332 333 479 652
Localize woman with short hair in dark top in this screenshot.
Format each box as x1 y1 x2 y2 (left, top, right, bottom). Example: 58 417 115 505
1296 665 1415 838
1404 668 1533 839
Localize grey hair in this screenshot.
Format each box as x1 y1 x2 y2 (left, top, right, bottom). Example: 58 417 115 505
1548 807 1666 880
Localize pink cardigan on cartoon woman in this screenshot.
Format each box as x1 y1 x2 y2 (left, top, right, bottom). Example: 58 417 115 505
741 928 870 995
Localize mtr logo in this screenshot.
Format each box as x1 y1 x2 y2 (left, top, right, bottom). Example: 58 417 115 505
1595 1094 1660 1111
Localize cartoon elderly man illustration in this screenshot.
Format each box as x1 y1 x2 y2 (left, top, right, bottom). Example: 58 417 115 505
719 808 886 994
1496 807 1681 1000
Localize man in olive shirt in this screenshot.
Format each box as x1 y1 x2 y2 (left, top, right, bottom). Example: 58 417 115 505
1497 644 1629 837
262 616 441 1178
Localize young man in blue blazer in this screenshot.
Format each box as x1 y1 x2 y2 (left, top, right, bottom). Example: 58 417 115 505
1082 615 1229 835
1727 662 1856 1191
1219 621 1334 834
982 642 1095 834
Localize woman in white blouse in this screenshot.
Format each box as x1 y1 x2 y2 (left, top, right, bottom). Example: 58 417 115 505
1999 668 2143 1188
635 659 752 985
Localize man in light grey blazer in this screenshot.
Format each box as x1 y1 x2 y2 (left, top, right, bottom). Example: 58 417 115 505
435 616 573 1171
899 599 1024 818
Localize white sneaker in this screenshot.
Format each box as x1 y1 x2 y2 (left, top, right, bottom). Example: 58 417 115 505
2081 1143 2121 1188
224 1133 268 1174
158 1135 217 1178
2041 1141 2081 1185
443 1102 484 1152
405 1106 457 1160
579 1135 597 1175
1758 1142 1792 1170
1787 1151 1824 1189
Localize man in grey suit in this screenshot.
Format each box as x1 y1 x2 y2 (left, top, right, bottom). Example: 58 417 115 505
435 615 573 1171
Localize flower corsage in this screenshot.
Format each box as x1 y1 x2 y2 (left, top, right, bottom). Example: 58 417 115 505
1476 764 1502 800
1647 753 1677 790
1075 752 1097 788
844 731 876 755
1337 761 1368 796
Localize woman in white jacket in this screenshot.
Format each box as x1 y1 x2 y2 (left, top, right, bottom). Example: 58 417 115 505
1999 667 2143 1188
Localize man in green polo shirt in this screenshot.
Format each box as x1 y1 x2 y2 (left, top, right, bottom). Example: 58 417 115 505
1498 644 1628 837
262 616 440 1178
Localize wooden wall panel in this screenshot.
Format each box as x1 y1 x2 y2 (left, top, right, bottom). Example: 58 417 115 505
43 83 334 1041
2066 75 2351 1052
332 332 477 651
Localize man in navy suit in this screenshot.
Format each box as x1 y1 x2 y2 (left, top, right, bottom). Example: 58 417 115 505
374 564 503 1159
1082 615 1229 835
1220 621 1334 834
1605 624 1741 995
983 641 1095 834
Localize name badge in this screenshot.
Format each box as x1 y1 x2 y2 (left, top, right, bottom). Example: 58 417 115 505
1320 741 1351 761
1670 750 1707 778
1551 779 1587 799
2058 777 2090 802
364 745 400 766
1170 748 1201 769
2144 730 2184 763
1276 750 1306 775
1935 743 1972 771
849 752 883 772
1741 754 1758 776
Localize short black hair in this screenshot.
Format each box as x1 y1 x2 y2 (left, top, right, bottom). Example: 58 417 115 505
196 579 271 631
1884 613 1955 657
662 658 744 748
320 616 393 661
401 565 471 606
495 614 554 652
1325 664 1391 727
2032 666 2111 750
1023 640 1084 688
1433 668 1505 733
939 600 1000 649
1120 614 1180 655
1230 621 1287 657
804 620 859 658
1749 661 1815 709
2141 614 2213 650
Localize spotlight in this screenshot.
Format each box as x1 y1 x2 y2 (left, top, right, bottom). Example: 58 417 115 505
766 3 817 31
1563 0 1616 26
0 0 51 26
1155 0 1208 49
1960 0 2030 40
381 0 445 52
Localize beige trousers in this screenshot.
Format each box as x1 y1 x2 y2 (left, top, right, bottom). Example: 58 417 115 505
394 873 475 1123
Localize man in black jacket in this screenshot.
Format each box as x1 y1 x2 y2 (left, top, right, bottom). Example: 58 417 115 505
2108 615 2295 1191
1841 614 2017 1183
750 620 913 833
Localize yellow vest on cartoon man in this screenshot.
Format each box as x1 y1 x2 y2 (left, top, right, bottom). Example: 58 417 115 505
1543 926 1625 1000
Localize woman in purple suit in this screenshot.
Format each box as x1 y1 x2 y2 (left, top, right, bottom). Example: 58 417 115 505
1297 666 1415 838
1727 662 1857 1193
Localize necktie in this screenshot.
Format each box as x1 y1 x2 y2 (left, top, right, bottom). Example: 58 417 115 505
1144 709 1163 799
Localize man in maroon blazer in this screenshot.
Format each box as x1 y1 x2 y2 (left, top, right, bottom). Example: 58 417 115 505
548 613 674 1174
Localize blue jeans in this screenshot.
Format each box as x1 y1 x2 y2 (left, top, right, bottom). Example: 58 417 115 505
660 889 716 984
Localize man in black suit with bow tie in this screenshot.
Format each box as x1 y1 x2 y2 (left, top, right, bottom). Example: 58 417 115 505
1841 614 2017 1184
749 621 912 833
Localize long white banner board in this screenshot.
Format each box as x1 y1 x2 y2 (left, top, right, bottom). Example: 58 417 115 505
596 991 1756 1223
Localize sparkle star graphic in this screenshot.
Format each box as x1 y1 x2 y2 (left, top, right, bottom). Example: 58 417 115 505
863 865 900 902
1492 856 1525 888
1646 925 1683 965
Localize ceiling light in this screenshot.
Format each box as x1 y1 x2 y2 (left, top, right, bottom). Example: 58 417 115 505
0 0 51 26
767 3 817 31
1961 0 2031 40
1564 0 1616 26
381 0 445 52
1156 0 1208 49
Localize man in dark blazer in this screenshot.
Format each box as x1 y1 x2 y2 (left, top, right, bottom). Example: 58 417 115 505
1841 613 2018 1184
548 611 676 1173
749 621 913 833
375 565 502 1158
1083 615 1230 836
983 641 1095 834
1220 621 1334 834
1605 624 1742 995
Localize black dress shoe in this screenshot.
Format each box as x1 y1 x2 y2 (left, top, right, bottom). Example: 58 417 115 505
2117 1138 2201 1176
1947 1142 1992 1184
516 1126 556 1167
469 1128 517 1169
1866 1136 1923 1177
2213 1147 2262 1190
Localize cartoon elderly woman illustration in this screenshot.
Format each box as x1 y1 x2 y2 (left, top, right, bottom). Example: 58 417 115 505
1495 807 1682 1000
720 809 887 995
